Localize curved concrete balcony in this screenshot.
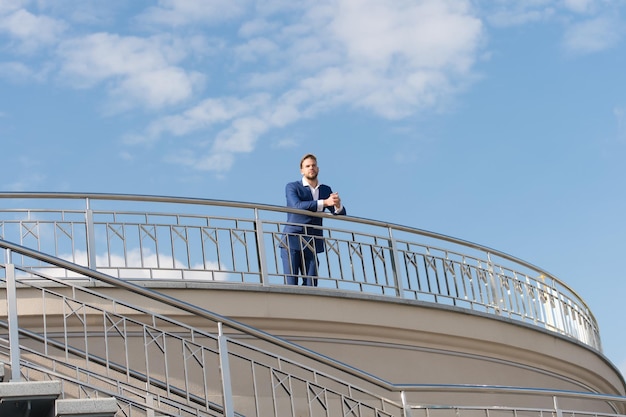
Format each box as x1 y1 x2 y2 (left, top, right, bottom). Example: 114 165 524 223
0 192 624 416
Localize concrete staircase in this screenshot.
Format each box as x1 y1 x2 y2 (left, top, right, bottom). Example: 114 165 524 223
0 365 117 417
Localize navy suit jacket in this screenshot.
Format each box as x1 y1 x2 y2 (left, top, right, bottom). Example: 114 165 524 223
281 180 347 253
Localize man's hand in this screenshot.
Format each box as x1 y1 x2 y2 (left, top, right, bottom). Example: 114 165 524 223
324 192 341 209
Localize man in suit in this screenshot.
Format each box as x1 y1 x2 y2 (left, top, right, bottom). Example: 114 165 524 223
281 153 347 286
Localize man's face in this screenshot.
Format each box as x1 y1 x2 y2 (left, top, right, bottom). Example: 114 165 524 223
300 157 319 180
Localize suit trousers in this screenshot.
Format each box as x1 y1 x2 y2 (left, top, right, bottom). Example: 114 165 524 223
281 245 318 286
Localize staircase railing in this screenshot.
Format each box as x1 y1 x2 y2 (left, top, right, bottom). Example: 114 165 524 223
0 236 625 416
0 239 405 416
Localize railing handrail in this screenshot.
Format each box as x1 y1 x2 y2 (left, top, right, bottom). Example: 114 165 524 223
0 192 601 351
0 191 590 306
1 238 625 412
0 237 394 391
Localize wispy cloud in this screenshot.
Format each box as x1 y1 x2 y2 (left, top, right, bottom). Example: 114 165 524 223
562 16 622 54
0 0 486 173
141 95 272 141
0 61 45 82
483 1 624 55
0 7 66 52
54 248 227 280
2 156 47 191
485 2 556 27
4 173 47 192
130 0 485 172
3 0 623 176
138 0 248 26
56 32 205 110
562 0 595 14
272 136 298 149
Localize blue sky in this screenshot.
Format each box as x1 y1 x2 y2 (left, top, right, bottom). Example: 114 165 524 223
1 0 626 379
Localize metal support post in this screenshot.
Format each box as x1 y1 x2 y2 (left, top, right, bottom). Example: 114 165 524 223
388 227 405 297
218 322 235 417
254 208 270 286
486 253 502 313
401 391 413 417
85 198 97 270
5 249 22 381
553 395 563 417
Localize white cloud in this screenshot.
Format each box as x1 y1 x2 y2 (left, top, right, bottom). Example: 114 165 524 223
245 70 291 90
1 0 487 174
0 156 47 191
562 0 594 14
0 0 26 15
4 172 46 191
272 0 483 120
167 149 235 172
136 93 283 171
139 0 248 26
135 0 484 172
272 137 298 149
562 16 621 54
135 94 270 143
0 7 66 51
119 150 133 161
57 33 170 82
161 115 269 172
56 32 205 109
112 67 202 110
213 116 269 153
485 3 555 27
49 248 228 281
238 18 279 38
331 0 480 70
234 37 280 62
3 0 623 178
0 61 40 82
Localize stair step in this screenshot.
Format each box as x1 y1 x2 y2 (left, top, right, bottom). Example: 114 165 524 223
0 380 61 417
56 398 118 417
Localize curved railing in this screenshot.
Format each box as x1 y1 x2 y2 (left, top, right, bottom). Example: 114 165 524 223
0 192 600 350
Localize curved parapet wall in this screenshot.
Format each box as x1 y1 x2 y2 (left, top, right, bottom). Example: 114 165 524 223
0 239 624 416
0 192 600 350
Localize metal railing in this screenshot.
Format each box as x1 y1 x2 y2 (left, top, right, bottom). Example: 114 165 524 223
0 238 624 417
0 192 600 350
0 239 405 416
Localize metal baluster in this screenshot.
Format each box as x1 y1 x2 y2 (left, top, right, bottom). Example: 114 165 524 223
218 322 235 417
387 227 405 297
254 208 269 286
5 249 21 381
85 198 97 270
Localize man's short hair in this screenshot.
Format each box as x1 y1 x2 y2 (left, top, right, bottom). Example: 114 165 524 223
300 153 317 168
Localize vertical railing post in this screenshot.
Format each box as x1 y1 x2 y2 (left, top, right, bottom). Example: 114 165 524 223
254 208 270 286
387 227 405 297
401 391 413 417
218 322 235 417
5 249 22 381
85 198 97 270
553 395 563 417
486 253 502 313
553 288 568 337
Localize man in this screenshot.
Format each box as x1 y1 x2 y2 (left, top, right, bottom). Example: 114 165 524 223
281 153 347 286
